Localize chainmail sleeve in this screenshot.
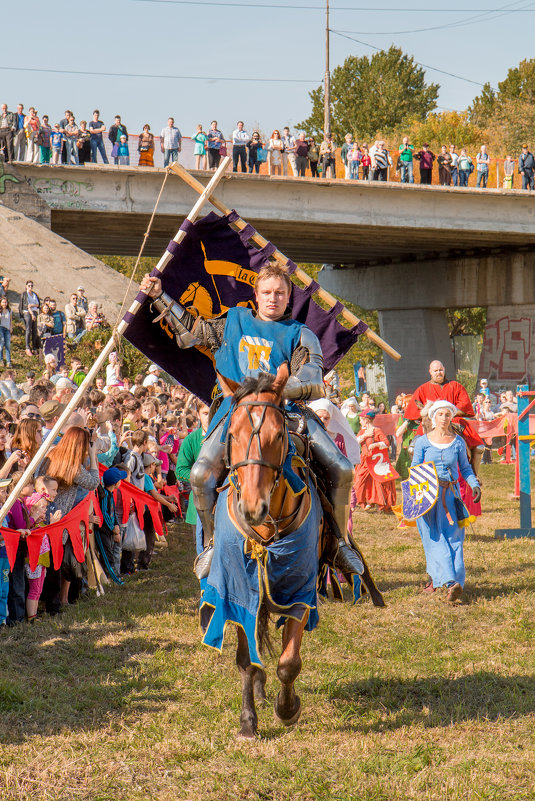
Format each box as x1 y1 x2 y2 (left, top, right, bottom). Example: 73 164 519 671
284 326 325 401
290 345 308 375
192 316 227 353
150 291 227 354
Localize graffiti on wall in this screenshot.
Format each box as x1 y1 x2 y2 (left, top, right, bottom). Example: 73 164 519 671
0 163 20 194
30 178 94 209
479 316 532 382
32 178 93 197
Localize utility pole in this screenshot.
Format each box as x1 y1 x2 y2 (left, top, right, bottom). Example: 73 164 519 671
324 0 331 138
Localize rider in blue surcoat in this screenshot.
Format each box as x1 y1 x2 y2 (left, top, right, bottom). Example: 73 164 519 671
140 263 359 574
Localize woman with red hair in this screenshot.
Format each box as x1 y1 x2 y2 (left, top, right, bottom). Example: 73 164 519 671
39 426 99 611
11 418 42 468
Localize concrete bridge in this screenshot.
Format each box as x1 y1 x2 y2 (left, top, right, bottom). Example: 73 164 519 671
4 162 535 394
12 162 535 262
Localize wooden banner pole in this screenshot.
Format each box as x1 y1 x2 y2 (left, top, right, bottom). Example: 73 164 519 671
0 157 232 525
169 162 401 362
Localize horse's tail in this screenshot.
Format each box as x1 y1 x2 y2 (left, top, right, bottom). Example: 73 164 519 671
257 599 275 658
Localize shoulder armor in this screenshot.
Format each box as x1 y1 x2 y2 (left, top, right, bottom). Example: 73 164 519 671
284 325 325 402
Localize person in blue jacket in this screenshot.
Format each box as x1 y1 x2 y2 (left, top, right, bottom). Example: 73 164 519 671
412 400 481 603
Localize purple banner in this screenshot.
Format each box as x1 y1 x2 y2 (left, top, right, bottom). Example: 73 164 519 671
43 334 65 367
123 211 367 403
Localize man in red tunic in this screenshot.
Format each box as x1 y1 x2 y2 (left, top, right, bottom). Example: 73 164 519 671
404 359 483 466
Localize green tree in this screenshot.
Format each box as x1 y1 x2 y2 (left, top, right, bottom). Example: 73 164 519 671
96 254 158 285
397 111 483 152
446 307 487 338
469 59 535 153
468 81 497 128
298 46 439 143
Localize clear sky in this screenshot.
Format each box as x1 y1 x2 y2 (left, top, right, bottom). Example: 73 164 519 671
2 0 534 138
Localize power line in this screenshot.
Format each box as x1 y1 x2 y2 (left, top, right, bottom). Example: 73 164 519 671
0 65 317 84
335 0 535 34
130 0 535 8
331 30 494 88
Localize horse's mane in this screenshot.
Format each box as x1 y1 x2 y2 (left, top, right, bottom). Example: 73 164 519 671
232 373 278 404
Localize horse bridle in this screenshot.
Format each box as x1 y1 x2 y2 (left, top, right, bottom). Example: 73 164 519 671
225 399 288 487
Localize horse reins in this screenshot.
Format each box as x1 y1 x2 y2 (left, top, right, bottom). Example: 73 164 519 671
225 396 313 545
225 398 288 486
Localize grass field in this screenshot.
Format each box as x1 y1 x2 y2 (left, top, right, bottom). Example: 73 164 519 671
1 461 534 801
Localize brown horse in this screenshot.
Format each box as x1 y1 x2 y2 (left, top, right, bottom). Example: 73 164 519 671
217 363 318 738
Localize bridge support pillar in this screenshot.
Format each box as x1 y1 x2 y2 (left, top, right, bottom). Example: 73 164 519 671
378 308 455 401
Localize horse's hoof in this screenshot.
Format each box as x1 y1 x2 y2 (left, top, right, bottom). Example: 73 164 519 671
370 588 386 607
274 694 301 726
238 713 257 739
237 728 257 740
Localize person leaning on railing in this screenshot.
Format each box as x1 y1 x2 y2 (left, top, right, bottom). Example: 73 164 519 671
138 124 155 168
503 154 515 189
519 144 535 190
458 148 473 187
476 145 490 189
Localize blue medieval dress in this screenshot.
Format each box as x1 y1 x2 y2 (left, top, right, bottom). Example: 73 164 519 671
200 486 322 667
411 435 480 589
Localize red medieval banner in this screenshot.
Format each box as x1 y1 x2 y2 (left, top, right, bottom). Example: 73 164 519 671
0 493 93 572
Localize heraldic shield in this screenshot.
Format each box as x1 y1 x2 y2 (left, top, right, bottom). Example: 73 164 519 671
401 461 439 521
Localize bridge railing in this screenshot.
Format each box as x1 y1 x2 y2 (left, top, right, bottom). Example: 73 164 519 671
13 137 526 189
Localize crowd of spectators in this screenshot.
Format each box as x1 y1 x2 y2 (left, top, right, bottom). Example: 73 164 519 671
13 281 108 362
0 344 207 626
2 103 535 190
0 279 522 629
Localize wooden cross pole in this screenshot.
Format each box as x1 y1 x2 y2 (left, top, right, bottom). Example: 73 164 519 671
169 162 401 362
0 157 232 524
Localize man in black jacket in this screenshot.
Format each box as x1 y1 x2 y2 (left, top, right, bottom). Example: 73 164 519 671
519 144 535 190
0 104 16 163
108 115 128 165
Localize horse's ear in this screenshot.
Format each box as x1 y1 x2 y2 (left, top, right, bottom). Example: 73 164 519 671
217 372 241 398
272 362 290 397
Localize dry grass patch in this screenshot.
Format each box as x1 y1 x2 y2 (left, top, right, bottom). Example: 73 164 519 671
1 465 535 800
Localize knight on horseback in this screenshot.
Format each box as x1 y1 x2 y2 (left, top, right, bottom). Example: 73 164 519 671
140 263 361 576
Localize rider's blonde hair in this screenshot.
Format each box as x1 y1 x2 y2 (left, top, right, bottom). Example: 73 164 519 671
255 263 292 293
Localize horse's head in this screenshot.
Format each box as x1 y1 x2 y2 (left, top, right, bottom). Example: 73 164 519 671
219 363 289 527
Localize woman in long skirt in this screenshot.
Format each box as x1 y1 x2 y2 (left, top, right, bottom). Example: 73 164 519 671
412 400 481 602
354 411 396 512
138 124 154 167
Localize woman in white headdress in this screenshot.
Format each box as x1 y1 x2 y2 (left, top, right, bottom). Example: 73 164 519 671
341 396 361 435
309 398 360 466
411 399 481 603
309 398 360 538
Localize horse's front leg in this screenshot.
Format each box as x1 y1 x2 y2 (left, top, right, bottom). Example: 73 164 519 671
236 626 265 738
274 612 308 726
